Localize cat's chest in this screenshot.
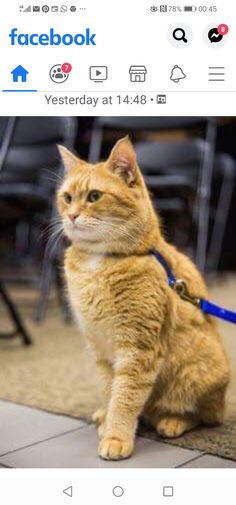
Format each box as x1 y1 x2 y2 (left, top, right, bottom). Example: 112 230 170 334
66 256 116 357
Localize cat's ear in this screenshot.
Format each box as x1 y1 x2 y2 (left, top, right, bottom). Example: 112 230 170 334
108 136 138 186
58 145 81 173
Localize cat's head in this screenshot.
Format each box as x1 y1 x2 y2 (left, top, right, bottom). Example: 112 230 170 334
57 137 158 254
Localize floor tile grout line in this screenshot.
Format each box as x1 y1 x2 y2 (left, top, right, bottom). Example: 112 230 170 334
175 451 207 468
137 435 209 466
0 425 89 458
138 434 204 454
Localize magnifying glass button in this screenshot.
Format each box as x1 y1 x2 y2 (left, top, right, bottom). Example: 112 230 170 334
173 28 187 42
168 24 193 47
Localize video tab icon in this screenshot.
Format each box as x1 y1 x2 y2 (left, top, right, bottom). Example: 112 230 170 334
89 66 108 82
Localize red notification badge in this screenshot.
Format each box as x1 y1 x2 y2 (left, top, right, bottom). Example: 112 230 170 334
217 24 229 36
62 63 72 74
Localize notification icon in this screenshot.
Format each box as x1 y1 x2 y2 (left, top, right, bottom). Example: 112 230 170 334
217 24 229 36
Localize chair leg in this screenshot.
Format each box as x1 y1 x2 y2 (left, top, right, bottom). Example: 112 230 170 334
0 282 32 346
88 121 103 163
54 260 72 323
0 117 17 171
34 252 54 323
207 167 235 272
195 119 217 273
34 206 62 323
15 221 30 257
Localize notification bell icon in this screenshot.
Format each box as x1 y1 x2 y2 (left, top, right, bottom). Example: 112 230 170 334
170 65 186 83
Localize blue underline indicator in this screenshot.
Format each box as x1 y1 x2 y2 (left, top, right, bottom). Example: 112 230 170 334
2 89 38 92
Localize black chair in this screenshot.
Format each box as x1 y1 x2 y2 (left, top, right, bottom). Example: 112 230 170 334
0 117 78 332
88 117 205 162
207 153 235 271
0 118 32 345
134 140 235 271
88 117 235 273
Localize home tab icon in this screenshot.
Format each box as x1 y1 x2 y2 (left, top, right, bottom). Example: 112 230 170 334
129 65 147 82
11 65 29 83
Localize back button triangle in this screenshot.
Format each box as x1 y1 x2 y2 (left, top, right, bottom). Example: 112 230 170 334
63 486 73 497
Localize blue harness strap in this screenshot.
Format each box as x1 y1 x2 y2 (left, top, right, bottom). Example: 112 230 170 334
150 249 176 287
199 299 236 324
150 249 236 325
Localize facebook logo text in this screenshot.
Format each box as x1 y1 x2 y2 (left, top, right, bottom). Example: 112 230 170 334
9 28 96 46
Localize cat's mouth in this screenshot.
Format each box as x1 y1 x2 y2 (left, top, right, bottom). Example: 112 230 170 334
63 218 101 242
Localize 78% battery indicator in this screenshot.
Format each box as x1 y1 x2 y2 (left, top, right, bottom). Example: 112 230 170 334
184 6 197 11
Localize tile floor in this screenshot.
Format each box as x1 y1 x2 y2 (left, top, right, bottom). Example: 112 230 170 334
0 400 235 468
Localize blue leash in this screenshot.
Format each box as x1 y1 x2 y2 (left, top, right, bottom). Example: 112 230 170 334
150 249 236 324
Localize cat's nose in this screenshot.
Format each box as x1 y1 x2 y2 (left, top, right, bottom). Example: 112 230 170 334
68 213 79 223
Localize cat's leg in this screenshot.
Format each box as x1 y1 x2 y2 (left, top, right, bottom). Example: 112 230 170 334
92 359 113 438
144 397 199 438
156 414 199 438
155 384 227 438
98 350 158 460
148 356 228 438
198 385 227 426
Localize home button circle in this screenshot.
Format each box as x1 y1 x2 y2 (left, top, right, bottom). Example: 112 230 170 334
112 486 124 497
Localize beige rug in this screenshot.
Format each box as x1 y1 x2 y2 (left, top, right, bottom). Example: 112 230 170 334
0 276 235 461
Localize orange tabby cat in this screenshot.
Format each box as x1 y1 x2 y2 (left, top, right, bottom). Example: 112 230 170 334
57 137 230 461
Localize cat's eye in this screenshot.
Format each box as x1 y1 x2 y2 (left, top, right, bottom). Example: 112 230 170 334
64 192 72 204
87 190 103 203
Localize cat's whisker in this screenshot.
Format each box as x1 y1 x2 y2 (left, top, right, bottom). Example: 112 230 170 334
44 218 62 228
41 167 64 182
60 215 138 242
42 218 62 230
94 221 139 245
42 176 62 185
39 220 63 241
45 227 64 256
48 225 64 240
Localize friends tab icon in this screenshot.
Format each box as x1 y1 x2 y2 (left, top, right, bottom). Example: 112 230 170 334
49 63 72 83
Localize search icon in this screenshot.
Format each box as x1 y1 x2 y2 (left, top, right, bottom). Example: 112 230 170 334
173 28 188 43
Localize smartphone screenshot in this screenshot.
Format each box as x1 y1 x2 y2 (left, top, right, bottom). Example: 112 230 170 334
0 0 235 503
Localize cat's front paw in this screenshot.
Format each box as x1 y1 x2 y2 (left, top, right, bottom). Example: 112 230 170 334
98 437 134 460
92 407 106 426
